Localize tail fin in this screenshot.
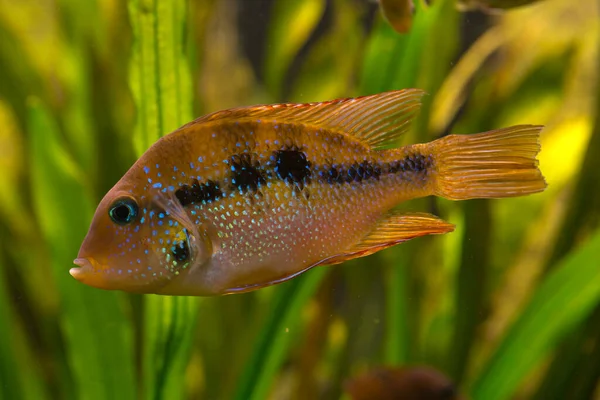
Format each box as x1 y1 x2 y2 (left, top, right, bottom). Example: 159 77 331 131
432 125 547 200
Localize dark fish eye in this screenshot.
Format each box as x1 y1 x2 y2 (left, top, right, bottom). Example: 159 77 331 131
108 197 139 225
171 229 190 262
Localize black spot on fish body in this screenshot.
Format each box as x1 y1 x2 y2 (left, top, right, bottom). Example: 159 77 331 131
230 153 266 193
356 164 366 180
412 154 429 172
317 154 432 185
175 179 222 206
326 165 341 184
388 160 405 174
201 180 224 201
372 161 383 179
347 166 357 182
275 149 311 188
320 159 382 185
357 160 382 181
388 154 430 175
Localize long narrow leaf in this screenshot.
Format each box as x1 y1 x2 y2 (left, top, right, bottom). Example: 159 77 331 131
29 99 135 400
471 228 600 400
360 0 459 366
533 78 600 399
383 252 411 364
450 200 491 382
264 0 325 98
234 268 327 400
127 1 198 398
0 249 25 399
128 0 192 153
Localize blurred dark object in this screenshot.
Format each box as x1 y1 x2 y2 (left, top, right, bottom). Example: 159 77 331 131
459 0 545 11
379 0 414 33
344 365 463 400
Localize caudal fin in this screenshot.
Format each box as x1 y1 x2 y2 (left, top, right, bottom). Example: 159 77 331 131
432 125 547 200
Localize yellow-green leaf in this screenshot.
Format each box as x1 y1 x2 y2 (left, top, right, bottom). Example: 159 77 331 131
471 228 600 400
29 98 135 400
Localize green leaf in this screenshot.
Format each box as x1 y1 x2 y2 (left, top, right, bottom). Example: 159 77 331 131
360 17 408 95
143 295 199 400
0 98 29 235
0 250 25 399
127 1 199 398
361 0 458 141
28 99 135 400
234 268 328 400
289 0 362 102
383 252 411 364
128 0 193 152
532 81 600 400
360 0 459 367
264 0 325 98
450 200 491 382
470 228 600 400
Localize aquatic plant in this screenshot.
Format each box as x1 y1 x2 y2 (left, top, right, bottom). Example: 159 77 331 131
0 0 598 399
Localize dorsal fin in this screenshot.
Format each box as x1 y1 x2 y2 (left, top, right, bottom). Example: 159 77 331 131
182 89 425 148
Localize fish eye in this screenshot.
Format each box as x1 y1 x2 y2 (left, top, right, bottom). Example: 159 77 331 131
108 197 139 225
171 229 190 262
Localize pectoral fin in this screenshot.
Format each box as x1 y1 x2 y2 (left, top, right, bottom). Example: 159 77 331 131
315 212 455 266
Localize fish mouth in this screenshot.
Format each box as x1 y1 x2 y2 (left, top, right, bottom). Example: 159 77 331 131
70 258 94 282
70 257 167 293
70 257 117 291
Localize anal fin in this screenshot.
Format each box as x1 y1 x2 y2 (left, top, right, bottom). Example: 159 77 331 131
317 212 455 266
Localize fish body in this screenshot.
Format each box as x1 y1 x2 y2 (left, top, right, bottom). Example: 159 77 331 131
72 90 546 296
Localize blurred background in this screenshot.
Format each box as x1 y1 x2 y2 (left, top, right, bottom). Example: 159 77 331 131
0 0 599 399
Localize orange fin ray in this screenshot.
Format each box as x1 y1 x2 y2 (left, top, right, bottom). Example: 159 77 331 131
185 89 425 149
316 212 455 266
433 125 547 200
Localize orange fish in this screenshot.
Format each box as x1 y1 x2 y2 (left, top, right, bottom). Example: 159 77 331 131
345 365 463 400
72 89 546 295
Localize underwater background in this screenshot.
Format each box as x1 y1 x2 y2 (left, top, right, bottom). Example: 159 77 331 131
0 0 599 399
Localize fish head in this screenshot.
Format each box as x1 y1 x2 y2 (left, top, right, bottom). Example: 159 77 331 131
71 176 212 294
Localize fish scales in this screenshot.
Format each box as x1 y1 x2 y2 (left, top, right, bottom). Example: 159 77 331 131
72 90 546 296
156 120 431 197
137 120 432 293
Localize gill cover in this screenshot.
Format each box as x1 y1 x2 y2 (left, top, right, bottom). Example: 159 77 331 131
150 190 213 282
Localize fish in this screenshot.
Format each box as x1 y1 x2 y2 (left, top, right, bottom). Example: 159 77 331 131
344 365 463 400
71 89 546 296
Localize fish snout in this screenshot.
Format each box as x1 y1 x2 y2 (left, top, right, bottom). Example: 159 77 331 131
71 257 91 276
70 254 172 293
70 257 108 289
